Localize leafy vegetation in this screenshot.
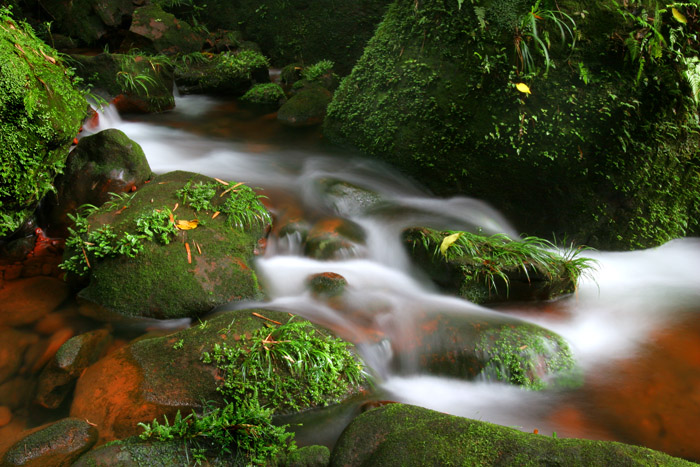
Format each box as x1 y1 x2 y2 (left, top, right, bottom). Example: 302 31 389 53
177 180 272 230
241 83 286 105
0 6 86 236
301 59 335 81
201 319 366 411
116 50 173 97
139 399 294 465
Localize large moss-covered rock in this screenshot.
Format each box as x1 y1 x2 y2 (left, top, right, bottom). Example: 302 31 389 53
124 4 202 55
331 404 698 466
0 12 86 237
277 83 332 127
324 0 700 250
230 0 392 74
70 310 366 444
67 171 268 320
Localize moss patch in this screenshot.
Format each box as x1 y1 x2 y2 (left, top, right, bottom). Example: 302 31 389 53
0 10 86 236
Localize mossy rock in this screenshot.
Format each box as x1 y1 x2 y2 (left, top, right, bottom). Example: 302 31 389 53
330 403 698 466
70 52 175 113
324 0 700 250
277 83 332 127
70 310 367 444
125 4 202 55
175 50 270 96
220 0 392 74
0 13 87 237
403 227 580 304
30 0 135 46
70 170 268 320
241 82 287 107
43 128 152 236
396 312 575 389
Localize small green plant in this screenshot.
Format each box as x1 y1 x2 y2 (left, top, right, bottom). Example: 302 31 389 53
241 83 286 105
301 59 334 81
138 399 295 465
135 208 178 245
176 181 218 211
116 50 172 96
172 339 184 350
201 319 366 411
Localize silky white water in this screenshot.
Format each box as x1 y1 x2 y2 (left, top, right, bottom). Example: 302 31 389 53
86 97 700 443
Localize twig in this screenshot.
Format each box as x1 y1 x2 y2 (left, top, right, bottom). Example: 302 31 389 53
251 312 282 325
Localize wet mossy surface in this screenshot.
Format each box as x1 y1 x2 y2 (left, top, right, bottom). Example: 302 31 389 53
324 0 700 250
0 12 86 237
70 171 267 320
331 403 699 466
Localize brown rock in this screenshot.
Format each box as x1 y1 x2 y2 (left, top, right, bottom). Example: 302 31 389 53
1 418 97 467
36 329 113 409
0 329 38 384
0 406 11 427
0 277 70 327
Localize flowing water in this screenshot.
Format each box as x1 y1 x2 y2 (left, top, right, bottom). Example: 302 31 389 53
84 96 700 460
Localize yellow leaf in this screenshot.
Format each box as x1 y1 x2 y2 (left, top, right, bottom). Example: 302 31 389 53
672 7 687 24
176 219 199 230
440 232 462 257
515 82 532 94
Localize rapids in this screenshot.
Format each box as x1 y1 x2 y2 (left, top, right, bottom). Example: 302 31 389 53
83 96 700 457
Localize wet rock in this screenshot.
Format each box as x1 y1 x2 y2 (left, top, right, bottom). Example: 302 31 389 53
0 377 36 410
277 83 332 127
70 309 365 444
0 329 39 384
392 312 575 390
307 272 348 300
0 406 11 427
125 4 203 55
330 403 696 466
304 218 366 260
1 417 98 467
0 277 70 327
35 329 112 409
23 328 74 376
68 171 267 320
72 438 192 466
317 179 382 216
241 83 287 108
43 129 152 237
402 227 578 304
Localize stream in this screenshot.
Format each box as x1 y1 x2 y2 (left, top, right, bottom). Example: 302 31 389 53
82 95 700 461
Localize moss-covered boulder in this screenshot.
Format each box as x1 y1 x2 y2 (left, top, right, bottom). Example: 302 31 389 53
175 50 270 96
70 52 175 113
394 312 575 389
124 4 203 55
324 0 700 250
403 227 591 304
220 0 391 74
64 171 269 320
69 310 367 444
330 404 698 466
43 129 152 236
241 82 287 107
0 12 86 237
277 83 332 127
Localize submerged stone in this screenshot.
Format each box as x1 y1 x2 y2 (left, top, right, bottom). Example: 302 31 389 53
277 83 332 127
330 403 697 466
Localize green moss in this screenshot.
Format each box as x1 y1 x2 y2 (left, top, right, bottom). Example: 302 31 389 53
324 0 700 250
0 9 86 236
332 403 698 466
175 50 270 95
241 82 286 105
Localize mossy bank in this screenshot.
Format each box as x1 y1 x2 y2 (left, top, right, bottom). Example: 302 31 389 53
324 0 700 250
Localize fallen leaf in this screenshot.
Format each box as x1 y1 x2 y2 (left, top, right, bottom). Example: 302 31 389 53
176 219 199 230
440 232 462 257
212 211 220 219
515 82 532 94
672 7 687 24
185 242 191 264
173 202 179 212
